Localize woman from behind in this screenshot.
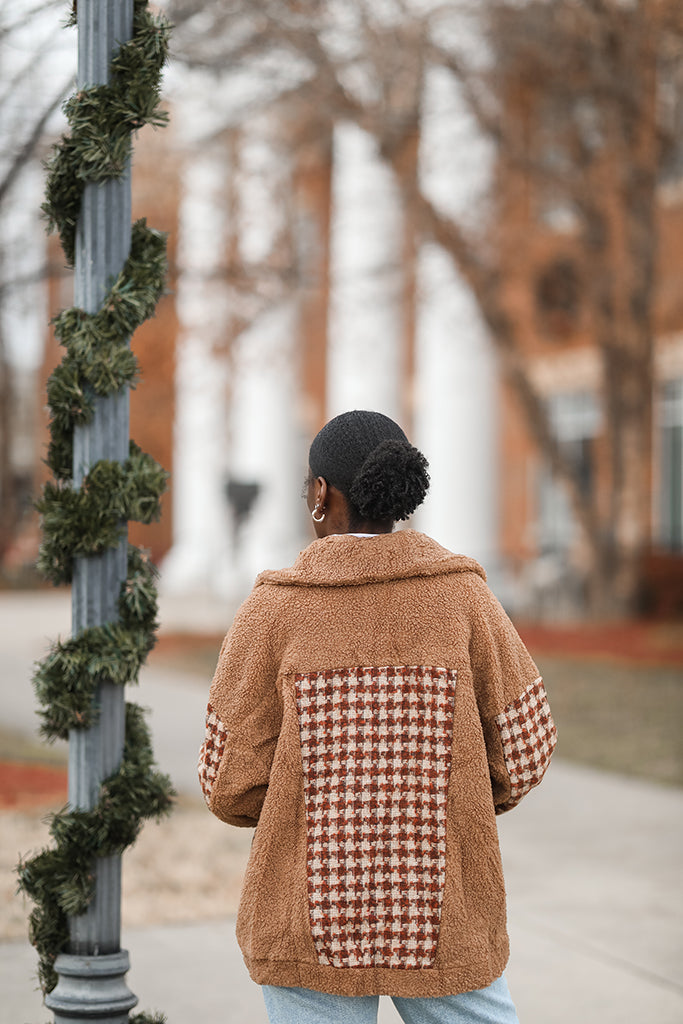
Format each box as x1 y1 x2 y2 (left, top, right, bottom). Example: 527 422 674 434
199 409 556 1024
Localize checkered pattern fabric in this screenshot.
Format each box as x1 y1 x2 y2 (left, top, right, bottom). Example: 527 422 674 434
494 677 556 812
294 665 457 970
198 702 228 803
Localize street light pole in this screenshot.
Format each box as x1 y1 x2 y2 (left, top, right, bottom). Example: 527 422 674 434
45 2 138 1020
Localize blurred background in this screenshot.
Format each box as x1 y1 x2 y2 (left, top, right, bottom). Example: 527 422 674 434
1 2 682 1021
2 0 682 618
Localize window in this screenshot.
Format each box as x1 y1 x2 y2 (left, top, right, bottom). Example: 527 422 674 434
659 379 683 550
659 59 683 184
537 391 600 553
534 257 581 337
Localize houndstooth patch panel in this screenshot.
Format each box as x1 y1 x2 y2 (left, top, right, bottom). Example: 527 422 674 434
494 676 557 812
295 666 457 970
198 702 228 803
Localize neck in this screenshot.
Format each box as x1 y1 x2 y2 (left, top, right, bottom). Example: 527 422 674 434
347 520 393 535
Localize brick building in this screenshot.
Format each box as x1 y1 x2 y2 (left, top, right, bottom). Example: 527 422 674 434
489 0 683 614
17 2 683 617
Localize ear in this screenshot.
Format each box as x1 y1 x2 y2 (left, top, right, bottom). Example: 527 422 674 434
315 476 328 508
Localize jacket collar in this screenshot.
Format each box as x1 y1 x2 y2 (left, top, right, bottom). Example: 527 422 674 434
256 530 486 589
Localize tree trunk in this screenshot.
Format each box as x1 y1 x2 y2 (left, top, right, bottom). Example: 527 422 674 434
589 18 658 616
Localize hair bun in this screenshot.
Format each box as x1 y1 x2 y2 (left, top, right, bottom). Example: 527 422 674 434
349 439 430 522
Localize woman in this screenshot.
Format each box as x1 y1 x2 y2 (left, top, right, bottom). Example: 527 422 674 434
199 410 556 1024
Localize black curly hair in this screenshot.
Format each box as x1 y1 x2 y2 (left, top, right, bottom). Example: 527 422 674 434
309 410 430 526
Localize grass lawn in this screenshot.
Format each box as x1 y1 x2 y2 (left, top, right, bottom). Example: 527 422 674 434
147 635 683 790
537 654 683 788
149 634 683 788
5 636 682 791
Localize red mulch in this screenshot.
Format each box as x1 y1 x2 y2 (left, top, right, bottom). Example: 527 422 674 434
0 760 67 810
153 632 223 653
516 620 683 666
3 621 680 810
152 624 683 666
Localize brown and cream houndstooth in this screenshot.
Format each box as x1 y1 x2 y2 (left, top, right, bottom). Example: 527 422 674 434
494 676 557 812
198 703 227 802
199 530 556 998
295 666 457 969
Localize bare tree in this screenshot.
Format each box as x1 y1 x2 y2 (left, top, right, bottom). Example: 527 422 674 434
167 0 682 614
0 1 74 567
433 0 683 611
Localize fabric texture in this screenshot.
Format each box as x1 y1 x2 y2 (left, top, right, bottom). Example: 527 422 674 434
296 666 456 970
199 530 556 998
493 676 556 812
198 703 227 802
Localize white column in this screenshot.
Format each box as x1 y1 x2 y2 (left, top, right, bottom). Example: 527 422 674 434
228 115 305 589
161 83 233 595
229 303 302 587
0 3 72 514
0 164 48 374
327 122 405 421
413 65 499 575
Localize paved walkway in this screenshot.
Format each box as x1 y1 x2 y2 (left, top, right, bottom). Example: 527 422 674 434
1 591 682 1023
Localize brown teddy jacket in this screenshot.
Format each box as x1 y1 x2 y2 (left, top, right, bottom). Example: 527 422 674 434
198 530 556 997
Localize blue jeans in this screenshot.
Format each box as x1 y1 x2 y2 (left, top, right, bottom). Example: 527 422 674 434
262 973 520 1024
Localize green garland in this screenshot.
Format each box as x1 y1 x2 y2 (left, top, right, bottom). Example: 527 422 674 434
43 1 170 266
45 220 168 481
17 2 175 1018
36 440 169 585
32 546 161 740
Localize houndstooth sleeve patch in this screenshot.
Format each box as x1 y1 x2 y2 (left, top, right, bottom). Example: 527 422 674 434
494 677 556 813
198 702 228 804
295 665 457 971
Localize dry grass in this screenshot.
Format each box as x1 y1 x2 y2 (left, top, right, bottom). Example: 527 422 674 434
539 655 683 787
3 798 252 942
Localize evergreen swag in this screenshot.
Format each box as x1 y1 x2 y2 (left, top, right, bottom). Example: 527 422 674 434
43 0 171 266
17 1 175 1017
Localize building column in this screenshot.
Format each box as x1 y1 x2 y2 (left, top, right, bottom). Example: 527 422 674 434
413 65 499 576
326 122 406 422
161 86 233 596
227 113 305 590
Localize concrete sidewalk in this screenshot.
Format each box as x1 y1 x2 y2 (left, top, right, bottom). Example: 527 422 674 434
4 760 682 1023
2 591 683 1023
0 588 231 795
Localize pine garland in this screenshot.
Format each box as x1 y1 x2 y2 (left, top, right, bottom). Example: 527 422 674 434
17 2 175 1019
43 1 171 266
45 220 168 481
36 441 168 586
18 697 173 994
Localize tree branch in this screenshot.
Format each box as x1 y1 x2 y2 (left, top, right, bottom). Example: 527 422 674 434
0 75 73 209
413 190 602 545
0 0 65 40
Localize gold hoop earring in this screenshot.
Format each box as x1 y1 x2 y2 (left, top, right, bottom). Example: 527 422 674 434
312 506 325 523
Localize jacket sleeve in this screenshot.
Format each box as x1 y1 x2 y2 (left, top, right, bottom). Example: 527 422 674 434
197 586 283 827
468 576 557 814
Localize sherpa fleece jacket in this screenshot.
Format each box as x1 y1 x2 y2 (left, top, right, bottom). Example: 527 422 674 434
198 530 556 998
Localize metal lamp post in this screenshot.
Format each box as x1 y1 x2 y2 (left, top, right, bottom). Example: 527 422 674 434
45 2 138 1020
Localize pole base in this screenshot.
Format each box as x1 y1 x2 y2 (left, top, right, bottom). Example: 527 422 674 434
45 950 138 1023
